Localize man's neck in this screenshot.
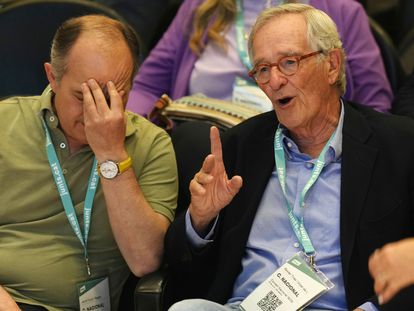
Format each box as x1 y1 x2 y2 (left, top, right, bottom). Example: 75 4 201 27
67 138 87 155
290 103 341 159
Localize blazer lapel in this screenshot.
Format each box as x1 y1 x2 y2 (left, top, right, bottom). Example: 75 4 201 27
239 129 275 218
223 112 277 233
340 103 378 284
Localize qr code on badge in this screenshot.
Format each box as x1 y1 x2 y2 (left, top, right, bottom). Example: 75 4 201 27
257 291 283 311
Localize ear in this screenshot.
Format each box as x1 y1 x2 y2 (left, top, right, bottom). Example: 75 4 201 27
326 49 341 86
44 63 58 92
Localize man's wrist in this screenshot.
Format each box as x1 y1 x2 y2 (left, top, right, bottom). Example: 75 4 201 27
185 210 218 249
95 149 129 163
188 205 217 236
98 155 132 179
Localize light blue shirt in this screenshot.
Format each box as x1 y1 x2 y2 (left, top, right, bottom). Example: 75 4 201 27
186 103 377 311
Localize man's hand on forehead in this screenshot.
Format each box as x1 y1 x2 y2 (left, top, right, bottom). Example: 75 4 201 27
83 79 125 106
81 79 127 159
88 80 110 104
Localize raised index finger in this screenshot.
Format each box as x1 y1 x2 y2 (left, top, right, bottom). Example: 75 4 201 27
210 126 223 163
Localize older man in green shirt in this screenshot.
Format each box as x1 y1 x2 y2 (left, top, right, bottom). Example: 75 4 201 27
0 15 177 310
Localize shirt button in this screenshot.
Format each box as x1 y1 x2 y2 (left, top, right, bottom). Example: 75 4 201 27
287 142 293 148
49 116 55 122
294 242 300 248
62 169 67 174
306 162 313 169
60 143 66 149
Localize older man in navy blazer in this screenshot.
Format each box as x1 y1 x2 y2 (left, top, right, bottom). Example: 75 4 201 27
165 3 414 311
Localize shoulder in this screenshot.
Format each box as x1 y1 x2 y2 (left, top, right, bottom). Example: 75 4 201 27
0 95 43 122
345 101 414 141
125 110 171 142
174 0 203 22
311 0 364 13
1 94 41 108
182 0 203 11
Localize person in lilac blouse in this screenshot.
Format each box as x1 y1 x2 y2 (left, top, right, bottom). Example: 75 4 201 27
127 0 392 117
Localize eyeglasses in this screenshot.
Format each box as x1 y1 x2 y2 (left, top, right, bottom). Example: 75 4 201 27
248 50 323 84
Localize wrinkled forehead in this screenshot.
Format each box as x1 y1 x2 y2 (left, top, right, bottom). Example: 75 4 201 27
65 34 134 90
252 14 310 60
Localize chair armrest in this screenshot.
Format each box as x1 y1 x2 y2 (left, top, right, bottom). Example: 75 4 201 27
134 268 171 311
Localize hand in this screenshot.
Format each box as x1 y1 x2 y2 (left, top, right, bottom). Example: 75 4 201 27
189 126 243 234
82 79 128 162
369 238 414 304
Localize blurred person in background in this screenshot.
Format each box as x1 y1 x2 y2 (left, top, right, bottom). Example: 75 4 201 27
127 0 392 117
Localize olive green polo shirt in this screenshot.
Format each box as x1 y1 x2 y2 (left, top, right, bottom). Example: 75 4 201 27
0 86 177 310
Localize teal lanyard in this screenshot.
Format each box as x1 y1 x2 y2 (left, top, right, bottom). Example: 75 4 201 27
235 0 252 70
40 116 99 276
274 127 336 259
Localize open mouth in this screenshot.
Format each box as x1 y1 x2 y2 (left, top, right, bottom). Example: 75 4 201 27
278 97 293 106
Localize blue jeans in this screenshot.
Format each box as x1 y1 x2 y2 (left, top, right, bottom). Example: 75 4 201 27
169 299 240 311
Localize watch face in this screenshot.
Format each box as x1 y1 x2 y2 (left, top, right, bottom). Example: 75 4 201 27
99 161 119 179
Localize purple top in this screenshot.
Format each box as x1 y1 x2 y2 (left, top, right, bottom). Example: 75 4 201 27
127 0 392 116
188 0 273 102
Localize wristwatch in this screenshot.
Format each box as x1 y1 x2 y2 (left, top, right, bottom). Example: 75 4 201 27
98 156 132 179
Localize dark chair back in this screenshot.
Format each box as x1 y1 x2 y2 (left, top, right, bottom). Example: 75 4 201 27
399 26 414 76
0 0 126 99
369 17 407 95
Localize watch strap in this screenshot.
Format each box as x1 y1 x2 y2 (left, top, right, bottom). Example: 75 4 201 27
118 156 132 174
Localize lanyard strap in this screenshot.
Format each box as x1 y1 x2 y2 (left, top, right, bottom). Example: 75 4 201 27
40 116 99 276
235 0 252 70
274 127 336 257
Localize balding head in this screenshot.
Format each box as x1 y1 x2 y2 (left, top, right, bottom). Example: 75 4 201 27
50 14 140 83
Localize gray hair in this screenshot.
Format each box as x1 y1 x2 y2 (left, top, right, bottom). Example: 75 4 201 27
50 14 140 83
248 3 346 94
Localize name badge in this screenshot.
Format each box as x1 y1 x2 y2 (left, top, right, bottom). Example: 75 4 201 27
78 277 111 311
232 77 273 113
240 253 333 311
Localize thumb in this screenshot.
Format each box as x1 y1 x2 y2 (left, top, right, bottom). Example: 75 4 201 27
228 175 243 195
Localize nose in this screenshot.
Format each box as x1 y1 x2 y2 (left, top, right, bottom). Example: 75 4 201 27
267 67 288 91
